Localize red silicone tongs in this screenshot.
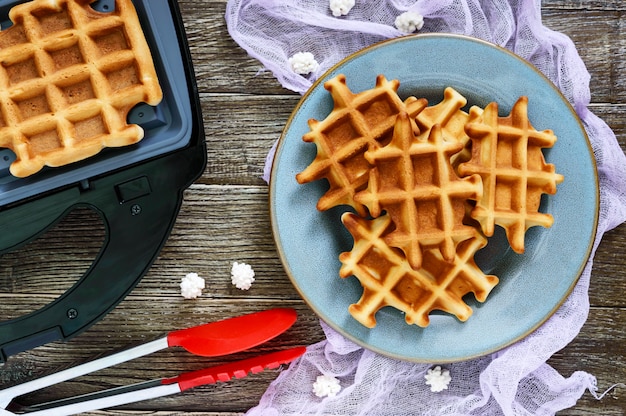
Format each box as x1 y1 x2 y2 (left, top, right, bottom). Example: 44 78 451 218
0 308 305 416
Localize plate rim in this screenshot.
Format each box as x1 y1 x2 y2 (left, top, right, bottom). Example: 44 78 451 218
269 33 600 362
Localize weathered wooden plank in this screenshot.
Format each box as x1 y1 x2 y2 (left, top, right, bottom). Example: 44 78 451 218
542 0 626 10
1 184 624 309
85 413 244 416
197 95 625 188
589 223 626 308
198 93 300 186
1 304 623 414
178 1 290 95
542 10 625 104
143 185 299 300
88 413 244 416
178 1 626 103
1 300 324 413
0 2 624 415
551 307 626 415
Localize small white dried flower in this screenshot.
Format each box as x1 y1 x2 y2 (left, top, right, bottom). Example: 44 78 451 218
329 0 355 17
312 374 341 398
395 11 425 34
288 52 320 75
180 272 205 299
424 365 452 392
231 261 255 290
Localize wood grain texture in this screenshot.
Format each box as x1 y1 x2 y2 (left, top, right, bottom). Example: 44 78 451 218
0 0 624 415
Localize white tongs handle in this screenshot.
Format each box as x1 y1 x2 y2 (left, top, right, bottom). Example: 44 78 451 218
20 383 181 416
0 338 168 409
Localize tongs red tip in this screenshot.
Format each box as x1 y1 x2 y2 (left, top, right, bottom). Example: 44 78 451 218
0 308 305 416
167 307 298 356
166 346 307 391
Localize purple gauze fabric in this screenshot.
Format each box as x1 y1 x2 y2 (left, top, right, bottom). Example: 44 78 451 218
225 0 626 414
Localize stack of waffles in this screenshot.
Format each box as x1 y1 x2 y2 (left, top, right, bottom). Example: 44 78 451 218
0 0 162 177
297 74 564 328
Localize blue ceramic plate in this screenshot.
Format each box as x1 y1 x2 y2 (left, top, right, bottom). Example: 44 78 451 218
269 34 598 363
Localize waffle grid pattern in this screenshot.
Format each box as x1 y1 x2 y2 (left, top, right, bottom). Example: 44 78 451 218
0 0 162 177
459 97 565 253
355 112 483 269
295 74 427 217
416 87 468 138
297 75 562 328
339 212 498 328
415 86 484 166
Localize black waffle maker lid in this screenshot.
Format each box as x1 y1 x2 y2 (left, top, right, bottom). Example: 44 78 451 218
0 0 207 361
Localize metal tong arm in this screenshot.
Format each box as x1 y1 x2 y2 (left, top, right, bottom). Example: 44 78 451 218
13 347 307 416
15 380 179 416
0 337 169 410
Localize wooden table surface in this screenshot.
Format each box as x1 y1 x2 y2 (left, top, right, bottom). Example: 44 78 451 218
0 1 625 415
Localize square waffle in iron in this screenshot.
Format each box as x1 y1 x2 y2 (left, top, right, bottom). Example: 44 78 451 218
458 97 564 253
295 74 427 217
0 0 162 177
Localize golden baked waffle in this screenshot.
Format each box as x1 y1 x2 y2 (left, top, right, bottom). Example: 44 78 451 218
416 87 468 135
294 74 563 328
415 87 485 166
295 74 427 217
0 0 163 177
458 97 564 253
339 212 499 328
355 111 483 269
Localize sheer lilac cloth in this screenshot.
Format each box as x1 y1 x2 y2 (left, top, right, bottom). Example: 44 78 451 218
225 0 626 414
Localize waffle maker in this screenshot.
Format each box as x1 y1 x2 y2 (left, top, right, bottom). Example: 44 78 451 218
0 0 207 361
